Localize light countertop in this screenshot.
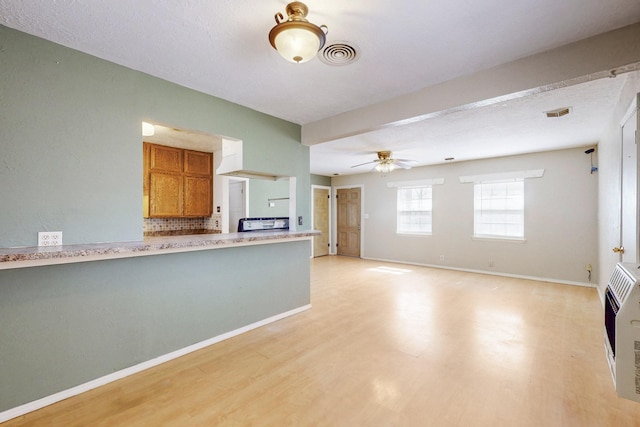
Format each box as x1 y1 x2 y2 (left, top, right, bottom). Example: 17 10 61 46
0 230 320 270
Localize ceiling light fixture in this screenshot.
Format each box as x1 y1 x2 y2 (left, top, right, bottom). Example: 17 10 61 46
374 151 397 173
268 2 327 64
375 162 397 174
351 151 414 173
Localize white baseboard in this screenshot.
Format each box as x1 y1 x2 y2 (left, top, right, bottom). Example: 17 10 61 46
361 256 597 288
0 304 312 424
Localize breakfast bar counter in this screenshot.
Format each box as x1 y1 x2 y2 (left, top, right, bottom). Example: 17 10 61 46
0 230 317 415
0 230 320 270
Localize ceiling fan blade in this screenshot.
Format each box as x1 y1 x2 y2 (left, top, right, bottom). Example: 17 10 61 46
393 160 414 169
351 160 379 168
394 158 417 163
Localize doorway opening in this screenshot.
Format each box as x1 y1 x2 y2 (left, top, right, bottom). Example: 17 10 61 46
312 185 331 257
228 178 248 233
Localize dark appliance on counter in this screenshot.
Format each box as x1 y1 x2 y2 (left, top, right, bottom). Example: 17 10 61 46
238 217 289 232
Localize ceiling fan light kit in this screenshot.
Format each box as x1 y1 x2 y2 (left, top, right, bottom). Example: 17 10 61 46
351 151 415 173
268 2 327 64
375 162 397 173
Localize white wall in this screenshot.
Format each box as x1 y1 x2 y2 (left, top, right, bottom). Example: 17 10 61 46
597 73 640 297
332 147 598 285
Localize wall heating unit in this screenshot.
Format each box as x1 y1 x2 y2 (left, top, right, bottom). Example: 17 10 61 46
604 262 640 402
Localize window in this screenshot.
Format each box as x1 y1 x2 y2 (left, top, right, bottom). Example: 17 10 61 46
397 186 432 234
474 180 524 239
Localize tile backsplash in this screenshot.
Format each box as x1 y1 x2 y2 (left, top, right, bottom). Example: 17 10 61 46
144 214 221 235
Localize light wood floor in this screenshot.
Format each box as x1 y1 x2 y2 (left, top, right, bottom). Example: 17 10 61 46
4 256 640 426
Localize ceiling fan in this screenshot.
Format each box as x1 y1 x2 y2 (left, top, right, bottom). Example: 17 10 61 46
351 151 415 173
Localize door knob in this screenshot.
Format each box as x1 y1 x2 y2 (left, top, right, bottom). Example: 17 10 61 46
613 246 625 254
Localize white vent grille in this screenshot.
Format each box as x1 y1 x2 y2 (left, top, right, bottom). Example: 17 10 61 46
605 262 640 402
609 264 637 304
636 341 640 394
319 41 360 66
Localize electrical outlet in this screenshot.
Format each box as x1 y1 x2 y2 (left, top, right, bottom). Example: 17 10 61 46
38 231 62 247
586 263 592 272
439 255 445 261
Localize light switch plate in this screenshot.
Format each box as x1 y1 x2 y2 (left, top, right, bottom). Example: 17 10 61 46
38 231 63 246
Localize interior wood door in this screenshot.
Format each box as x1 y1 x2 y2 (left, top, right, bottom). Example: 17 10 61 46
313 188 330 257
337 187 361 257
620 95 639 263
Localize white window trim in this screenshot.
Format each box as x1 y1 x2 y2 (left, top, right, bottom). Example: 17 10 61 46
387 177 444 188
472 179 525 241
395 185 434 236
459 169 544 184
460 169 543 241
397 232 432 238
472 235 527 243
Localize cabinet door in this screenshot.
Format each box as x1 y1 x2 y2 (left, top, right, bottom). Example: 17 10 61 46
150 172 183 217
184 176 212 217
150 145 183 173
184 150 212 176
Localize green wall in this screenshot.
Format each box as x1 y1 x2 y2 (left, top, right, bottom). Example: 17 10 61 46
0 25 310 248
0 241 311 412
0 25 313 414
249 179 291 218
311 174 331 186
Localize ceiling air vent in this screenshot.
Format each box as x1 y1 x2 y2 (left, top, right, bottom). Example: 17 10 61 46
545 107 571 118
319 41 360 66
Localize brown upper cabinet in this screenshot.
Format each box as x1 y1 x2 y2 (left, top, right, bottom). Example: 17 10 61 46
143 143 213 218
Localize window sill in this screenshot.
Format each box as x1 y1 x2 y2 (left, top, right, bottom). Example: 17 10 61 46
472 235 526 243
397 232 432 237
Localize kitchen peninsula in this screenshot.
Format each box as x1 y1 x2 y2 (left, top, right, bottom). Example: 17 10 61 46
0 230 318 420
0 230 319 269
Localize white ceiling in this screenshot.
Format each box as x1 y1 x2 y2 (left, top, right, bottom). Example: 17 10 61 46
311 76 631 175
1 1 639 176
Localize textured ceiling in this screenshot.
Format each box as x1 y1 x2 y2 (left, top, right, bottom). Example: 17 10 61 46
1 1 640 175
310 76 630 175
